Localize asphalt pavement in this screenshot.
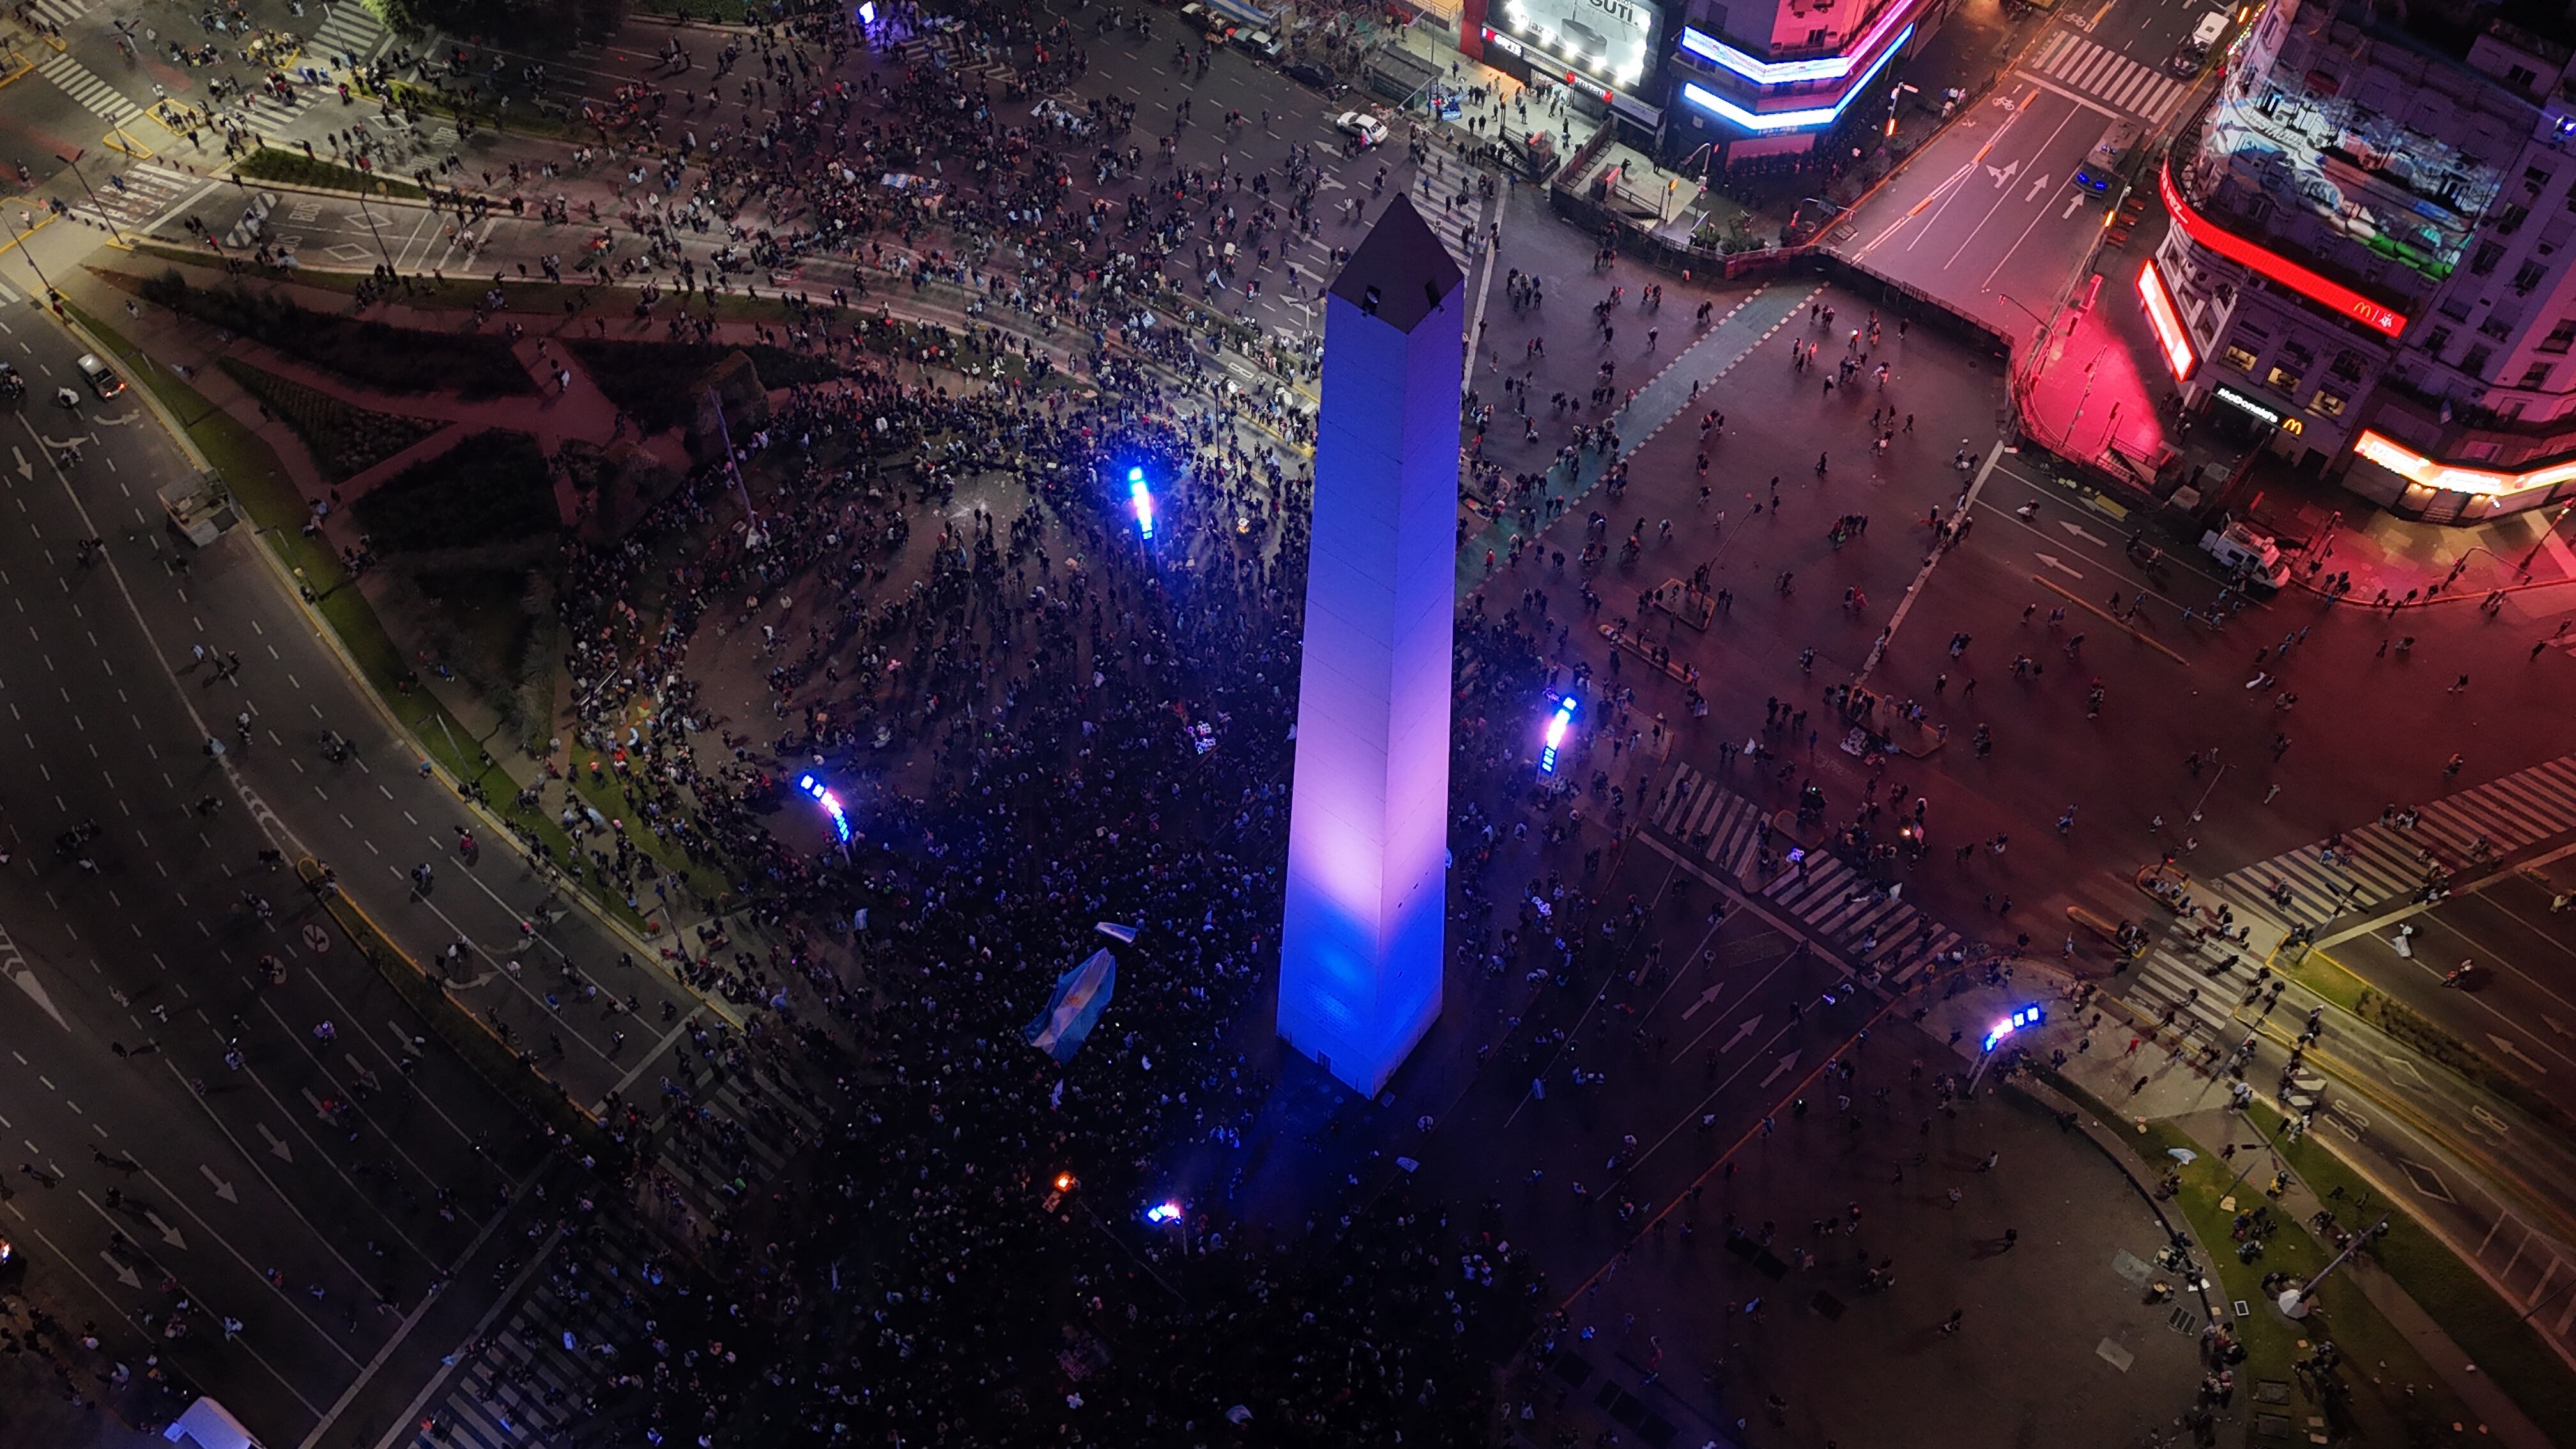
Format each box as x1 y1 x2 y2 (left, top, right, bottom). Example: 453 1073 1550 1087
1837 0 2217 341
0 298 729 1445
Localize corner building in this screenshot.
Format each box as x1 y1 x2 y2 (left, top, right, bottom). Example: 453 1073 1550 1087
2154 0 2576 522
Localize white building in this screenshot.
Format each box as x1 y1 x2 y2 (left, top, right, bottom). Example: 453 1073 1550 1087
2152 0 2576 523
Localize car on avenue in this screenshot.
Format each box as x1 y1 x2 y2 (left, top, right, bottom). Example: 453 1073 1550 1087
77 353 125 400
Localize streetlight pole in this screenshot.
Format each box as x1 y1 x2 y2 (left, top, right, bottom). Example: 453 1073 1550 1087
351 185 398 275
702 385 757 528
2517 500 2573 573
2212 1099 2290 1205
55 149 122 245
2278 1215 2389 1318
3 208 54 302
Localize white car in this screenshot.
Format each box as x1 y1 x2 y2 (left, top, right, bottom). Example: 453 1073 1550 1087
1336 111 1388 148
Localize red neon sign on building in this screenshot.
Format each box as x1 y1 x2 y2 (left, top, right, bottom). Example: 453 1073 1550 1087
2159 162 2408 339
2136 261 2196 380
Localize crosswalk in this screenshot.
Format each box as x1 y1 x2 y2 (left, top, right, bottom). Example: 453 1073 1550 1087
892 33 1015 84
2028 31 2191 123
309 1 388 68
645 1023 821 1221
64 160 209 235
427 1217 673 1448
2113 750 2576 1107
38 50 144 126
2213 751 2576 940
2118 943 2331 1108
26 0 89 29
425 1025 819 1447
1650 762 1970 983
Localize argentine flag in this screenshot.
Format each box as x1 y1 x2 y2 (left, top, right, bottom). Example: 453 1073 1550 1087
1025 948 1118 1062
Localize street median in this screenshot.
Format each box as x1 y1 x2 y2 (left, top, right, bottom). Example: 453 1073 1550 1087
296 858 629 1177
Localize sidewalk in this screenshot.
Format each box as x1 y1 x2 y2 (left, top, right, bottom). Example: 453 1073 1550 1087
1538 974 2210 1449
1915 970 2558 1449
2232 454 2576 609
2017 264 2189 496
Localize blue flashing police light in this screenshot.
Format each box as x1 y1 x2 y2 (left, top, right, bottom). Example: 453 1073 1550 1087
1538 695 1578 775
857 1 876 21
796 772 852 842
1144 1200 1183 1224
1981 1004 2044 1052
1128 466 1156 540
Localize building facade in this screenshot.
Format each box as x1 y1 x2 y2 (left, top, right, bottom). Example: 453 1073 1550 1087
2152 0 2576 522
1663 0 1951 167
1460 0 1682 143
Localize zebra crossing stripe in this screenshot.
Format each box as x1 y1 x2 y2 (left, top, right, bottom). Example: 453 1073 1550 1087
0 279 20 306
310 6 385 62
1649 763 1977 977
2035 33 2184 120
2212 750 2576 931
38 52 142 123
28 0 86 28
2123 949 2239 1043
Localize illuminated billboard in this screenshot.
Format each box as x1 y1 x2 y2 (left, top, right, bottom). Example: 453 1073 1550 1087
2161 161 2407 339
1678 25 1913 133
2136 261 2196 380
1496 0 1662 89
2352 431 2576 501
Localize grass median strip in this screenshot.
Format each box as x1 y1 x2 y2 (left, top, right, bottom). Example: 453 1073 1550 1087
234 146 428 199
69 302 661 938
2044 1071 2481 1445
299 859 626 1173
2274 1123 2576 1440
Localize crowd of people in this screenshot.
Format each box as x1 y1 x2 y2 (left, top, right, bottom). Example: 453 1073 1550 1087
471 257 1596 1429
56 0 1683 1439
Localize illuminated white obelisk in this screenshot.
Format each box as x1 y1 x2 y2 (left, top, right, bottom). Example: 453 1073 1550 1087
1279 195 1464 1097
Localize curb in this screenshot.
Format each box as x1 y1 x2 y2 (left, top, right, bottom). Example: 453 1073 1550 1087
66 297 751 1047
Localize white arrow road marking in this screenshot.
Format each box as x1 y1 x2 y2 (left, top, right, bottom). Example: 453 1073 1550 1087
200 1165 238 1203
1759 1050 1802 1089
1986 160 2020 188
256 1124 293 1162
2488 1034 2547 1074
2059 520 2110 546
100 1251 141 1289
145 1209 185 1250
2543 1014 2573 1039
1681 983 1726 1021
1723 1015 1764 1052
10 445 29 480
94 410 141 427
2061 195 2083 220
2023 172 2049 201
0 924 66 1029
2034 551 2084 579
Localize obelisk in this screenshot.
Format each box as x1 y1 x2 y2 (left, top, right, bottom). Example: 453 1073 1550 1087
1278 195 1465 1096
